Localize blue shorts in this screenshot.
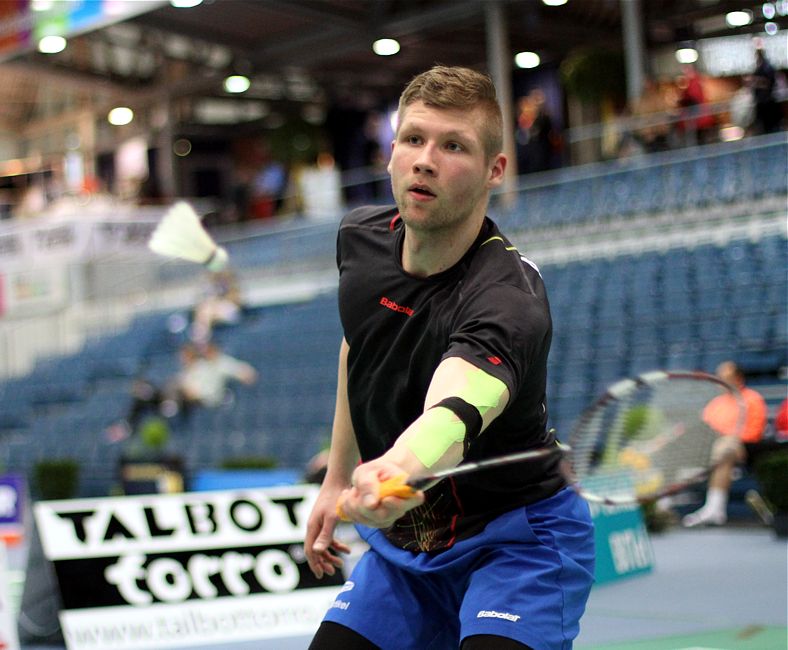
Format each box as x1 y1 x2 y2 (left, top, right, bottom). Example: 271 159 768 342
323 487 595 650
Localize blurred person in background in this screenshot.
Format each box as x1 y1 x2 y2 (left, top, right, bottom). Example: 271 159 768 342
175 341 258 417
631 77 672 153
190 269 245 344
515 88 558 174
750 48 779 134
250 143 288 219
110 341 257 437
304 65 593 650
108 343 201 440
683 360 767 527
675 64 716 146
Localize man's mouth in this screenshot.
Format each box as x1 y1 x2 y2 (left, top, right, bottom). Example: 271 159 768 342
408 184 436 197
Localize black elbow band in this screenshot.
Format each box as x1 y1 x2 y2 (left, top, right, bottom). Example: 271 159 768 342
430 396 484 443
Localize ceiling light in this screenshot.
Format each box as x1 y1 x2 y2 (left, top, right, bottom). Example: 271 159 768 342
514 51 541 69
108 107 134 126
762 2 776 19
764 21 779 34
676 48 699 64
373 38 400 56
224 75 251 93
726 10 753 27
542 0 568 5
38 35 66 54
170 0 203 7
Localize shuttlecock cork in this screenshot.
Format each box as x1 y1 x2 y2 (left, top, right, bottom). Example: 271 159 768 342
148 201 228 272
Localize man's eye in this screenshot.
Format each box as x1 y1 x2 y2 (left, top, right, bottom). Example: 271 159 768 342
406 135 422 145
446 142 463 152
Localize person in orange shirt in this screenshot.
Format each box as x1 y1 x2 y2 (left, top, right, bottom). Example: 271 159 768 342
683 361 767 527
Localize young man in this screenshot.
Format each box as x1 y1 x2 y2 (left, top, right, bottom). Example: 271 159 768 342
305 66 594 650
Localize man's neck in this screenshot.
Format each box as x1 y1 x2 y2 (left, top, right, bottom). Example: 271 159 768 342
401 215 485 278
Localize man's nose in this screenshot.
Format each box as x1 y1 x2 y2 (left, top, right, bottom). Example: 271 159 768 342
413 145 437 175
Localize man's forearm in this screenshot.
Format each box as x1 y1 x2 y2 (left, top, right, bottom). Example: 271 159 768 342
324 338 360 486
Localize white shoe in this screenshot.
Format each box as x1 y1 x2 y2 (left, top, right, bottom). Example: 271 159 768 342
682 508 727 528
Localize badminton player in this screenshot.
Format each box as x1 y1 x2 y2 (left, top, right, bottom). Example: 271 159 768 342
305 65 594 650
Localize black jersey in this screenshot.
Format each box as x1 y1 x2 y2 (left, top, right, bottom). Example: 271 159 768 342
337 205 565 552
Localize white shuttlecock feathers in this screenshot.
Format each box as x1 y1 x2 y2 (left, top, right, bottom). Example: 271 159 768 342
148 201 228 272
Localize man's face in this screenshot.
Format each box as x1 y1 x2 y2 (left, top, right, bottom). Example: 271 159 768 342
717 362 741 388
388 100 505 233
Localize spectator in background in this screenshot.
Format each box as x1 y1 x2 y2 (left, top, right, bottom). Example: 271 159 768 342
109 342 257 438
304 447 330 484
190 269 244 344
631 77 672 153
675 65 716 146
515 89 558 174
751 48 779 134
250 144 288 219
683 361 768 527
176 341 258 415
228 164 255 223
108 343 201 440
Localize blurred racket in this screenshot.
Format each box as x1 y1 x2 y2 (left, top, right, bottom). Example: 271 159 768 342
336 370 746 519
562 369 746 505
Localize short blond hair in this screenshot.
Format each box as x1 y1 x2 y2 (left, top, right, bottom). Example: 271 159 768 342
398 65 503 158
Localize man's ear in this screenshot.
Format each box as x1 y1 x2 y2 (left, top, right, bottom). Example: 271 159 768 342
487 153 507 188
387 139 396 174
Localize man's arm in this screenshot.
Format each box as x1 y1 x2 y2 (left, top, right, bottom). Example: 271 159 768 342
338 356 509 528
304 338 362 578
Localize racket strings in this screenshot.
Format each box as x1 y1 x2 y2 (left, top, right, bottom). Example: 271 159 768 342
566 375 736 502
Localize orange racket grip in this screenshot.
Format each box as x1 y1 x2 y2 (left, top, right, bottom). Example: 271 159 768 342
335 494 352 522
334 475 416 522
378 474 418 499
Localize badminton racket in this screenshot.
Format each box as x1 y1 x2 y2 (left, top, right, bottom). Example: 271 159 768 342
336 369 746 518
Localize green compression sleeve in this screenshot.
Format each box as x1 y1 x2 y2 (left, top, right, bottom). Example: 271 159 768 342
404 365 508 468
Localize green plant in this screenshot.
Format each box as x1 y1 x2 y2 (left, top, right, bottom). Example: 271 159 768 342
139 417 171 450
560 47 627 103
220 456 279 470
33 458 80 500
754 449 788 513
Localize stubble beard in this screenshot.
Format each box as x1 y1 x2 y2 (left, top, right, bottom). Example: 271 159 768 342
393 183 484 235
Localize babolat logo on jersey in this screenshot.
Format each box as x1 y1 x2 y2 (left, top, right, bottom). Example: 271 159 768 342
379 296 414 316
477 609 521 622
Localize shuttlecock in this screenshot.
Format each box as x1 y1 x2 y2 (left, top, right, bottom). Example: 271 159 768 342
148 201 228 271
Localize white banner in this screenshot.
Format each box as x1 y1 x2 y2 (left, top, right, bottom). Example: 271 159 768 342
0 544 20 650
90 221 158 254
0 218 158 271
60 590 336 650
34 485 344 650
0 265 68 317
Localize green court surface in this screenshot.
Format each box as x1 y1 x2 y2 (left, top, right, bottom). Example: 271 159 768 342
581 625 787 650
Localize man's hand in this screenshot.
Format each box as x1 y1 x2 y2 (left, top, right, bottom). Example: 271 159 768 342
305 482 351 579
337 458 424 529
